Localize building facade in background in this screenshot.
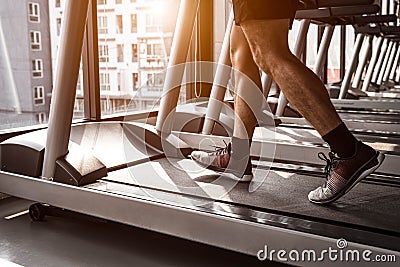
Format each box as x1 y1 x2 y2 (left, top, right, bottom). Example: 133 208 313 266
0 0 180 130
0 0 52 129
50 0 180 118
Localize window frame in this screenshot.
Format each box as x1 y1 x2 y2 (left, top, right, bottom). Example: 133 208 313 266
30 31 42 50
99 73 111 91
32 59 43 78
98 44 109 62
130 14 137 33
117 44 124 62
36 112 47 124
116 14 123 34
97 15 108 34
33 86 45 105
28 2 40 23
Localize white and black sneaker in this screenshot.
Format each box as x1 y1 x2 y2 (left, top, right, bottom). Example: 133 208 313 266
190 142 253 182
308 141 385 204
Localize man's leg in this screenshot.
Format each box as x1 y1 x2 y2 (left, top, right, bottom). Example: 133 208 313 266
240 19 360 158
230 25 263 140
239 19 384 204
190 25 262 182
241 19 342 137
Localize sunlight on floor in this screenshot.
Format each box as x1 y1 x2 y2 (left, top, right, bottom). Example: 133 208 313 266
0 258 23 267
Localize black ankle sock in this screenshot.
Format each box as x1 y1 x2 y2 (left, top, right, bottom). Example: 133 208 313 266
231 137 252 174
322 123 358 158
231 137 251 160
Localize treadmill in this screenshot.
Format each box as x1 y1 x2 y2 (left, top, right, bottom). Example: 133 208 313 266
0 0 399 266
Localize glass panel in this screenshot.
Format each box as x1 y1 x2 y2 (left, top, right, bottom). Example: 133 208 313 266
327 25 356 83
50 0 86 121
97 0 181 117
0 0 85 131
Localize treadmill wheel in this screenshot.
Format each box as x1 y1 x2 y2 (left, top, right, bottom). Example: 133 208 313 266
29 203 46 222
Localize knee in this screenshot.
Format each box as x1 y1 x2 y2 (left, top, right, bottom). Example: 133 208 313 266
251 47 294 77
230 44 255 69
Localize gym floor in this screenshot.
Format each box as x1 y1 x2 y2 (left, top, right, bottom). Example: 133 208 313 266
0 197 288 267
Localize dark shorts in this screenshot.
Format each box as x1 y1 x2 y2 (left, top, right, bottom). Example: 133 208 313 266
232 0 300 26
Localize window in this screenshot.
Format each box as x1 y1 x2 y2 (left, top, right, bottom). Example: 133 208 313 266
99 45 109 62
28 2 40 22
117 73 121 91
30 31 41 50
56 18 62 35
146 73 154 86
146 14 162 32
154 73 164 86
96 0 181 116
147 43 163 57
36 112 46 124
117 44 124 62
76 75 82 92
132 44 137 62
116 15 123 33
33 86 45 105
101 99 112 113
100 73 111 91
146 73 164 88
32 59 43 78
131 14 137 33
98 16 108 34
74 99 84 112
132 73 138 89
0 0 90 131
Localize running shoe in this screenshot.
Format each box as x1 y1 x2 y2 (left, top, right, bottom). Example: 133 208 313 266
308 141 385 204
190 141 253 182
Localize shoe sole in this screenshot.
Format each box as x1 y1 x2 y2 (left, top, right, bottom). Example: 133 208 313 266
309 152 385 205
190 156 253 182
222 173 253 182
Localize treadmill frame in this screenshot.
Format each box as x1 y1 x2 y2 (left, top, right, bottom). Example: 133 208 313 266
0 169 399 266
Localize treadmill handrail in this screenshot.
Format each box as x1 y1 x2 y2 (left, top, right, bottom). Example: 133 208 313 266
353 14 398 25
315 0 375 7
296 4 380 20
300 0 375 9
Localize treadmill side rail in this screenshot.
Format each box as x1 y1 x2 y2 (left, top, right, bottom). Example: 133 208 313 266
0 170 398 266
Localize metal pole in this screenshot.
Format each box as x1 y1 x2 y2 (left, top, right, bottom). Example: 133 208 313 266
276 19 311 116
155 0 201 134
261 73 273 98
202 9 234 135
371 38 389 84
383 42 398 83
376 40 394 86
396 58 400 83
339 26 346 80
314 25 335 78
338 33 365 99
389 46 400 81
352 35 373 89
42 0 90 179
362 37 384 92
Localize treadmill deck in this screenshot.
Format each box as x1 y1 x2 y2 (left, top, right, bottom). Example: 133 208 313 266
106 158 400 235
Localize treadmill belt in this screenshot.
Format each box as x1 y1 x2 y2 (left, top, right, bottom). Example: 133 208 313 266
107 158 400 234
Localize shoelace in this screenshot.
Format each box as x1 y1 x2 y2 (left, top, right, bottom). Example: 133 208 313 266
318 152 339 180
210 140 231 156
